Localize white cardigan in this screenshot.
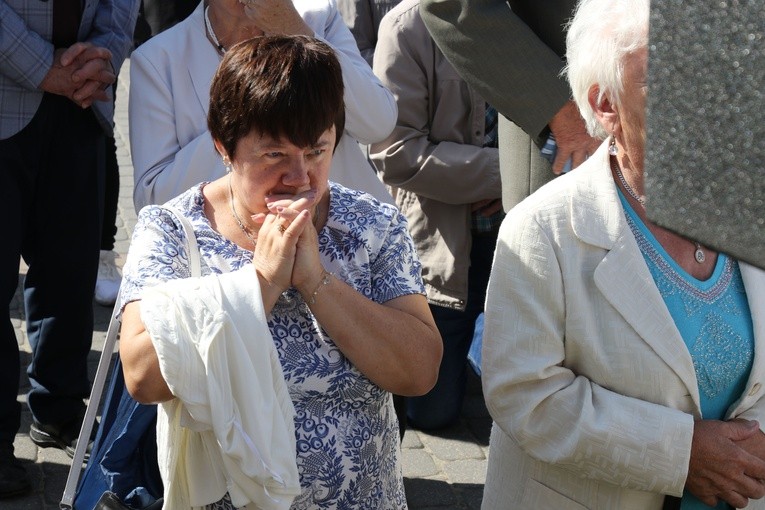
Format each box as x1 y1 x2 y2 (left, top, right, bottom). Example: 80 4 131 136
141 266 299 510
129 0 396 212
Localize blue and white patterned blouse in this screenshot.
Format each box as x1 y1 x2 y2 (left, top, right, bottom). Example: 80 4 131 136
120 182 425 510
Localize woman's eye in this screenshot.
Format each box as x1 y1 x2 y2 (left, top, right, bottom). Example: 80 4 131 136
264 152 282 158
308 149 325 158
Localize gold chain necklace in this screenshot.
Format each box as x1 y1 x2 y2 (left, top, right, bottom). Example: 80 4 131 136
229 174 257 250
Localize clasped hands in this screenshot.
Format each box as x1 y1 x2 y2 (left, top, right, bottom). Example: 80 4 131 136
687 419 765 508
39 42 115 108
249 189 326 307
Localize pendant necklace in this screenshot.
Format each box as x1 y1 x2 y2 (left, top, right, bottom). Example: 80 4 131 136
610 157 705 264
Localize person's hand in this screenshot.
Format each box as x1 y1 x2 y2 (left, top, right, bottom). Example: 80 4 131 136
289 209 324 298
471 198 503 217
39 43 114 108
260 190 323 294
548 100 600 175
62 42 115 107
39 49 79 98
251 209 310 310
263 189 317 214
686 419 765 508
735 419 765 460
239 0 313 36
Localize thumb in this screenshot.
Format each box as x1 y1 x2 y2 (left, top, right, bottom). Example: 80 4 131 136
726 419 760 441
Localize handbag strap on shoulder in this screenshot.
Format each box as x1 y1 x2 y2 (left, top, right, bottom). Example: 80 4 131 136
163 205 201 278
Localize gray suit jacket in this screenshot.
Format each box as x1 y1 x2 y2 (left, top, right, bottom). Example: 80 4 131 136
0 0 139 140
419 0 576 210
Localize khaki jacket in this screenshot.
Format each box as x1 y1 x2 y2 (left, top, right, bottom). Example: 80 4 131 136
370 0 500 309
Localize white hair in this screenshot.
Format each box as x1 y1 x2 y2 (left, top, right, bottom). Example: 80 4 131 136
565 0 650 139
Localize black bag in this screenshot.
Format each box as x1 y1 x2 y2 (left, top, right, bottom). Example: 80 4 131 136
94 491 163 510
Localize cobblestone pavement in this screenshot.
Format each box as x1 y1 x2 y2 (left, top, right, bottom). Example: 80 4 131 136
6 60 490 510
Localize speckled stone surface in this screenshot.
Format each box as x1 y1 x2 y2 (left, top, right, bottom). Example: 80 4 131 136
645 2 765 269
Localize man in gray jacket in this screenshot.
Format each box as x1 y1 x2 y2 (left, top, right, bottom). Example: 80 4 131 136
419 0 598 211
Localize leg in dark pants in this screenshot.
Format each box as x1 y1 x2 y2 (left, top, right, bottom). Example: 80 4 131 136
0 138 26 448
101 132 119 252
407 232 497 430
13 94 104 429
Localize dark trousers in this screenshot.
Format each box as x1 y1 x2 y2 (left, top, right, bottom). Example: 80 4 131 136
101 86 120 251
0 94 104 443
407 231 498 430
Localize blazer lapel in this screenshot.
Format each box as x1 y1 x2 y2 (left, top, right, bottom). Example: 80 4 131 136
185 4 219 117
571 145 701 408
593 232 701 408
737 263 765 397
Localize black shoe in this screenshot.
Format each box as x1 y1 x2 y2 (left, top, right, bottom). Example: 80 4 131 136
29 418 94 460
0 445 31 499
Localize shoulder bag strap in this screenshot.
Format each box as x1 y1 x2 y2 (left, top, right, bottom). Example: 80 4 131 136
61 302 121 509
163 205 201 277
60 205 202 509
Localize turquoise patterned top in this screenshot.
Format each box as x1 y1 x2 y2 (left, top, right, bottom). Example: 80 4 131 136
618 191 754 510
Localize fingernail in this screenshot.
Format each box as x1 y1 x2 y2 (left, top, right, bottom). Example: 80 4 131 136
276 206 285 213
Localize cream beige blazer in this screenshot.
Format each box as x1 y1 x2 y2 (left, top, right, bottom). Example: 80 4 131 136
481 140 765 510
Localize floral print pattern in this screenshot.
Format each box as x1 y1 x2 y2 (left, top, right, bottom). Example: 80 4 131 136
120 182 423 509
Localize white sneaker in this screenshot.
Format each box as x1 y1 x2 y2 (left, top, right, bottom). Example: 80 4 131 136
95 250 121 307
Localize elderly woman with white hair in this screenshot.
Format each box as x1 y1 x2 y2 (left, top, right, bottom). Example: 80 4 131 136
481 0 765 509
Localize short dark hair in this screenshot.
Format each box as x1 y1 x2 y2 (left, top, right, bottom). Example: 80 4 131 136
208 35 346 160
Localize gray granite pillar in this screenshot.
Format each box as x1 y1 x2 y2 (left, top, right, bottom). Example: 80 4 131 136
645 2 764 269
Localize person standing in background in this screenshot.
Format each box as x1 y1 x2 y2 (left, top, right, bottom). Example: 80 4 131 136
0 0 139 497
129 0 397 213
95 0 197 307
419 0 599 211
337 0 402 66
371 0 501 430
140 0 196 36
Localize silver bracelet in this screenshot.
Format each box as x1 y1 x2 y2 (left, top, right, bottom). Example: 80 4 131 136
307 270 332 305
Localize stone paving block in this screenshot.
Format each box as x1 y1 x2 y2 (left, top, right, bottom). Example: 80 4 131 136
423 429 486 462
443 459 488 485
119 185 135 199
402 448 440 478
402 428 423 449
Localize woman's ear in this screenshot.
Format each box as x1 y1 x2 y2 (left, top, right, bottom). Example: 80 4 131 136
213 139 228 160
589 84 619 135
